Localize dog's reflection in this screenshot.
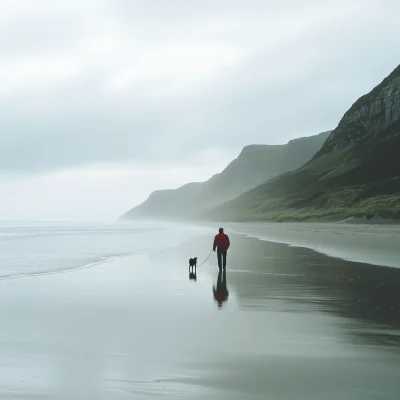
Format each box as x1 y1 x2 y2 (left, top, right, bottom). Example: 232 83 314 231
189 257 197 281
213 270 229 308
189 269 197 281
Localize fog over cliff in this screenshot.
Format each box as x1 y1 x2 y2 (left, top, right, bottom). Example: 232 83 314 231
1 0 399 220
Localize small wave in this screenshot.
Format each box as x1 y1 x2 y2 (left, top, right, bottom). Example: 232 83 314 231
0 258 112 281
0 221 211 281
0 237 195 282
0 250 148 282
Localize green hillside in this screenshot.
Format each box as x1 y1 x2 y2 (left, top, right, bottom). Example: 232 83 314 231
211 65 400 221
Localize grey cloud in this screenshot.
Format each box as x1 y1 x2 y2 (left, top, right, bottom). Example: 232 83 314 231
0 16 83 58
0 0 399 173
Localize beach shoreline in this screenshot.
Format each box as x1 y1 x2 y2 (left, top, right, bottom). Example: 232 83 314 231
0 223 399 399
219 221 400 268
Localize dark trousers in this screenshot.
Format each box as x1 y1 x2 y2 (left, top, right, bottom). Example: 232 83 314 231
217 249 227 269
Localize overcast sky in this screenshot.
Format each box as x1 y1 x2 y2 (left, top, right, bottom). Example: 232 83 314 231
0 0 399 220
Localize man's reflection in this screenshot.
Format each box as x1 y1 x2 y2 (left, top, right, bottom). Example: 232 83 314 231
213 270 229 308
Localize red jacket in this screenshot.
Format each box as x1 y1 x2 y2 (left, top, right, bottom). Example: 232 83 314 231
213 233 230 251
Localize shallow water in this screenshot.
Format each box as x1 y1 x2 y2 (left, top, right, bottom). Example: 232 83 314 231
0 221 213 278
0 223 399 399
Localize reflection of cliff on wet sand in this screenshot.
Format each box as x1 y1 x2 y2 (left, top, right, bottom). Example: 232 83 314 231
224 236 400 346
213 270 229 308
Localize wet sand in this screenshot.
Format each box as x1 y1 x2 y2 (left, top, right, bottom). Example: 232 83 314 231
0 234 399 399
226 222 400 268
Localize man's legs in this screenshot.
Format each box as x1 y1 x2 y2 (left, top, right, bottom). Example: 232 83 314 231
222 249 227 269
217 249 222 269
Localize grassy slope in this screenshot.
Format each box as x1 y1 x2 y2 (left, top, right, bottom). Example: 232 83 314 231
212 127 400 221
211 66 400 222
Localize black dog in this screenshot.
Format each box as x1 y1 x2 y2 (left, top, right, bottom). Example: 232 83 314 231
189 257 197 272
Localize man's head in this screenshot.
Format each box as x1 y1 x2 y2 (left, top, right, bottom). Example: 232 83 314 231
219 227 224 233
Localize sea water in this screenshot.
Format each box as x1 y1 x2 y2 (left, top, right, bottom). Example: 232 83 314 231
0 220 213 279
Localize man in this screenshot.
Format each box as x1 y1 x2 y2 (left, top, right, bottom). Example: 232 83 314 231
213 227 230 270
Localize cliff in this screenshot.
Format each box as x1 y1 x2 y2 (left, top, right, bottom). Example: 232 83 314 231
317 64 400 156
211 64 400 221
120 131 330 220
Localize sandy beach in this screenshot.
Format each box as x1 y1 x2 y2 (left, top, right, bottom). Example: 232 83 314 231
225 221 400 268
0 223 399 399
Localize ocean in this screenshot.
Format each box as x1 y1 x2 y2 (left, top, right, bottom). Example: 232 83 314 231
0 221 214 279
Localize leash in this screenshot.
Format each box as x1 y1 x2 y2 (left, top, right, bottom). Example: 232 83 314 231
197 250 213 267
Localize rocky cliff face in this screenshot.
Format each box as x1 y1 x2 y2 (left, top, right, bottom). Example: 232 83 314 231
316 65 400 156
210 64 400 221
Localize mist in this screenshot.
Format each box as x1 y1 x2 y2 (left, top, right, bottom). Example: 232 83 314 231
1 0 399 220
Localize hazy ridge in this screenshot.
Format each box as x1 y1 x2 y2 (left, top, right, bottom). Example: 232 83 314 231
122 64 400 223
121 131 330 220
